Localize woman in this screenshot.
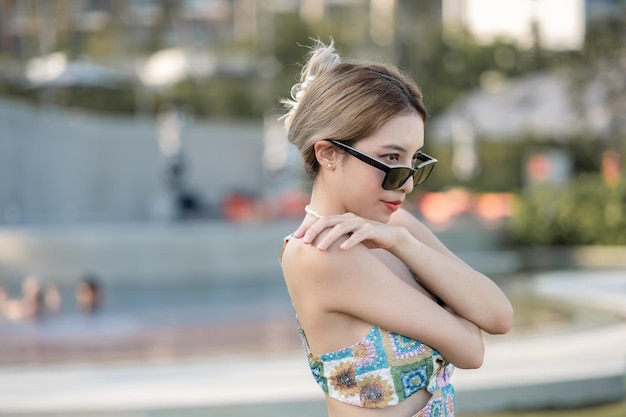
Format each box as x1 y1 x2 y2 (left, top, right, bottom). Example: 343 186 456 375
280 41 513 417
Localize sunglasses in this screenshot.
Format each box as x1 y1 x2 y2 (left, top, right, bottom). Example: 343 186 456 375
328 139 437 190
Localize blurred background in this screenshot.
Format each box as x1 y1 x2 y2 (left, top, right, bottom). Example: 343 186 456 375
0 0 625 416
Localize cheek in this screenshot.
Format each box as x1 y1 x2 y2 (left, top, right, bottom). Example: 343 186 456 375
343 163 382 193
343 168 383 207
362 167 384 192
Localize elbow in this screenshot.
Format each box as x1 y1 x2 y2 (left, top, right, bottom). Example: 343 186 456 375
469 339 485 369
477 296 514 335
469 354 484 370
453 337 485 370
456 344 484 370
487 301 515 335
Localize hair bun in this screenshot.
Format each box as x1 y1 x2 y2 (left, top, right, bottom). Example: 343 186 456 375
301 40 341 82
282 40 341 130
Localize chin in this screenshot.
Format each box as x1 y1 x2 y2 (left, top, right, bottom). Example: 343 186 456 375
353 203 390 223
371 210 392 224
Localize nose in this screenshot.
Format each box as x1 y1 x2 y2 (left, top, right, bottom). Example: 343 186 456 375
398 174 414 193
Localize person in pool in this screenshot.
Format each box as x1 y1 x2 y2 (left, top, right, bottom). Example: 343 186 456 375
279 41 513 417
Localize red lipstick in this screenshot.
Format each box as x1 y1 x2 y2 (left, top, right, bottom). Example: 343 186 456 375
383 201 402 212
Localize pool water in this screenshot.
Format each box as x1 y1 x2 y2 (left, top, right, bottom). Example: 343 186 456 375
0 279 300 364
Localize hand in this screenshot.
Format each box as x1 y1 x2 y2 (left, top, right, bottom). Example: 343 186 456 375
293 209 406 252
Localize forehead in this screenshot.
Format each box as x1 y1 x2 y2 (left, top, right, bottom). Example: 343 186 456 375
359 114 425 152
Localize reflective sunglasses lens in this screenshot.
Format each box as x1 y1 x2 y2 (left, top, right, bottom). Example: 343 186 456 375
383 167 413 190
413 164 434 185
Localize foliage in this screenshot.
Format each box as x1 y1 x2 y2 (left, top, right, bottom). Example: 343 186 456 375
508 173 626 246
171 78 259 119
425 140 524 193
424 135 606 193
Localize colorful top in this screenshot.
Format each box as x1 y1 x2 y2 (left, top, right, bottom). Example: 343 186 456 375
298 322 455 411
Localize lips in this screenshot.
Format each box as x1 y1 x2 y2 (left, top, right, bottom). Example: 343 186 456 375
383 200 402 212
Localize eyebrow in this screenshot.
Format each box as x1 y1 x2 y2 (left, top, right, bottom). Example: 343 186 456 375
382 144 423 154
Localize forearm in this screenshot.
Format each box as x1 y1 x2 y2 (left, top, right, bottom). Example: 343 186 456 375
391 228 513 334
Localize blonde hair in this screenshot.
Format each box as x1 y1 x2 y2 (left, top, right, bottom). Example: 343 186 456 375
282 40 427 181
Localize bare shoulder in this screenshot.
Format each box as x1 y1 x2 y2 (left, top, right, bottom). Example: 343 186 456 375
281 231 416 310
282 230 390 305
281 231 365 288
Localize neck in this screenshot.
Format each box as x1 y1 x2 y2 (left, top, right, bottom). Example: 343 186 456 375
307 188 343 216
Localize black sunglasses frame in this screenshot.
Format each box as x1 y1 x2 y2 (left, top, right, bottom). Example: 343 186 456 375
328 139 437 190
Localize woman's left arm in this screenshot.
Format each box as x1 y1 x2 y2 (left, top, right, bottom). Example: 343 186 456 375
389 208 514 335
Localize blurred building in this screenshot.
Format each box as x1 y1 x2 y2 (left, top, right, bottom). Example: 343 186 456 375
443 0 585 50
428 71 610 142
442 0 623 51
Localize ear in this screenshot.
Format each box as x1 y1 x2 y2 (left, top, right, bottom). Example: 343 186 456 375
313 140 337 168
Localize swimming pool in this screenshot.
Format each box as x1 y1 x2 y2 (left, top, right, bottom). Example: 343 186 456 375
0 279 300 364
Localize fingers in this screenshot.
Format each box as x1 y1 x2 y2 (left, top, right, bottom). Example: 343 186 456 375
301 215 386 251
293 215 318 239
294 213 358 249
335 221 373 251
315 219 360 250
294 211 396 251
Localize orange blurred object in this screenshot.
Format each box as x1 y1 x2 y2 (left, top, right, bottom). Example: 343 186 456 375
418 192 457 224
417 189 514 224
473 193 515 221
602 150 621 186
222 194 256 222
